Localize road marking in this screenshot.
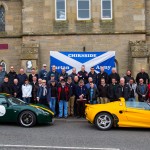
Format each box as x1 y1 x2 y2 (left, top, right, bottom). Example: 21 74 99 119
0 145 120 150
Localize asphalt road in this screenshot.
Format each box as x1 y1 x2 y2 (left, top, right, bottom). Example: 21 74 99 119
0 118 150 150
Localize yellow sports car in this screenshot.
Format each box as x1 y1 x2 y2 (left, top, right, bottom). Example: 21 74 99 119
85 98 150 130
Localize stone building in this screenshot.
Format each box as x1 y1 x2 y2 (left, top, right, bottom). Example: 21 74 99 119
0 0 150 77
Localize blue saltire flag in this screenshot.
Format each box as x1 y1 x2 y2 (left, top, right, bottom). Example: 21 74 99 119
50 51 115 75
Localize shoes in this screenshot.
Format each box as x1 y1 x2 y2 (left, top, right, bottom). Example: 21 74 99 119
64 116 68 119
58 116 62 119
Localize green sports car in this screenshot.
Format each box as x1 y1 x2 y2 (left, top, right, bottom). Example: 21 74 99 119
0 93 54 127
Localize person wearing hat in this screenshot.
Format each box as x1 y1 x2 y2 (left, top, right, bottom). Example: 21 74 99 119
47 73 58 88
38 64 48 81
47 80 58 115
47 65 59 82
0 64 7 86
22 78 32 103
57 79 70 118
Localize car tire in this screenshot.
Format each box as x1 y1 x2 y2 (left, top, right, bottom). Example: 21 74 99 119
94 112 113 130
19 111 36 127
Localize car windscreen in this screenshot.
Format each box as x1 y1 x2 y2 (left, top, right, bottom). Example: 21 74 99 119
126 101 150 110
7 97 26 105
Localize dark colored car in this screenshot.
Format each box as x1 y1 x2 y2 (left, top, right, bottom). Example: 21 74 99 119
0 93 54 127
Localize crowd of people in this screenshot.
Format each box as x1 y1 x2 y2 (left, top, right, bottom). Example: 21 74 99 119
0 64 150 118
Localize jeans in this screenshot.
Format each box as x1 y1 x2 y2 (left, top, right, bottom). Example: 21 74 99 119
59 100 68 118
49 97 56 115
23 97 31 103
128 98 136 102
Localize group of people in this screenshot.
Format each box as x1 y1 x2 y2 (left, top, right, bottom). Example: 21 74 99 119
0 64 150 118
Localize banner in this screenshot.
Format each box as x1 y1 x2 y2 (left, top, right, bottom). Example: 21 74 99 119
50 51 115 75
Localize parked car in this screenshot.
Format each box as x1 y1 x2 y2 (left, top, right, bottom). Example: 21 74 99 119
0 93 54 127
85 97 150 130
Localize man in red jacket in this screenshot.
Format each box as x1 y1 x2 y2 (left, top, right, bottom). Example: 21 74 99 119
58 79 70 118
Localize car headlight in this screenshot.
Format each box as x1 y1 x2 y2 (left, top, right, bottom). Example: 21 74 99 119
37 108 49 115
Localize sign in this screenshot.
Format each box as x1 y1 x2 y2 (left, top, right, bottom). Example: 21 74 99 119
0 105 6 117
50 51 115 74
0 44 8 50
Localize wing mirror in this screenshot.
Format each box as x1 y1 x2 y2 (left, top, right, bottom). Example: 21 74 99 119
1 101 9 107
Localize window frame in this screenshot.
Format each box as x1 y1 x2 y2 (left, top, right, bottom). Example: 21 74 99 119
77 0 91 21
55 0 67 21
0 5 5 32
101 0 113 20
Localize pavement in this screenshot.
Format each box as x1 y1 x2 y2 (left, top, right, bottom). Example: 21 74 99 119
0 118 150 150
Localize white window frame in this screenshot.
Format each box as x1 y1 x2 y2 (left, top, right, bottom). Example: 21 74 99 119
101 0 112 20
0 61 6 71
77 0 91 20
55 0 66 21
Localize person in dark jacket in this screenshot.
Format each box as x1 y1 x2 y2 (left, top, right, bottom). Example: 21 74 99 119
98 78 109 103
47 74 58 87
76 79 87 118
57 79 70 118
47 80 58 115
128 78 137 101
66 77 76 116
69 67 77 81
17 68 28 86
108 68 120 84
0 76 12 94
59 68 68 81
87 82 99 104
47 65 59 81
29 68 38 83
77 65 88 84
37 79 48 106
124 70 134 84
108 78 118 102
136 78 148 102
116 77 130 101
38 64 48 81
30 76 39 103
7 66 17 86
88 67 97 84
12 79 21 99
136 68 149 84
73 75 79 116
97 66 108 85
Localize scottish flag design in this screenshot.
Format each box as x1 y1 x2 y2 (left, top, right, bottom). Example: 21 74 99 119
50 51 115 74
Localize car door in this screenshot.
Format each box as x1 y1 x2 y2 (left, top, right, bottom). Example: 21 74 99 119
0 96 9 122
125 101 150 125
0 97 16 122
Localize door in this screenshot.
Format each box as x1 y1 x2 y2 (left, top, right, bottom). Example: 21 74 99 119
0 97 16 122
125 101 150 125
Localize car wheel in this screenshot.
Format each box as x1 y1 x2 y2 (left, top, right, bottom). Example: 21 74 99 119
95 112 113 130
19 111 36 127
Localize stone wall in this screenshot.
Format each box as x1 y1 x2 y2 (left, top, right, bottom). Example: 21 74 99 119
22 0 146 35
22 34 145 77
0 0 22 37
0 38 22 72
